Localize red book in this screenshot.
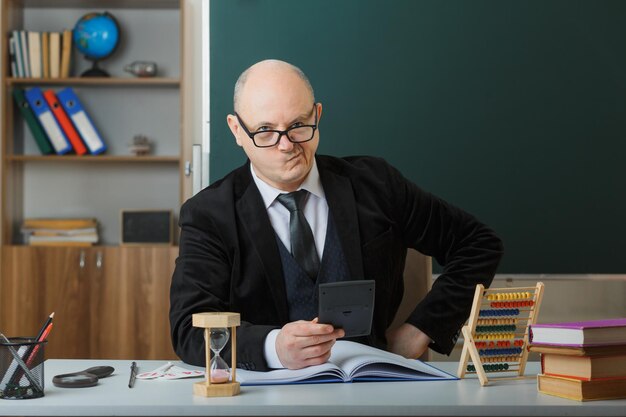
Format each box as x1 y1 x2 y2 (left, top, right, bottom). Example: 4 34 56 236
43 90 88 155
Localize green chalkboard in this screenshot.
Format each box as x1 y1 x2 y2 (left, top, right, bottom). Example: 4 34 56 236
210 0 626 273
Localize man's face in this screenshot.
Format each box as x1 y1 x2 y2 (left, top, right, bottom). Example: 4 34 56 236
227 67 321 192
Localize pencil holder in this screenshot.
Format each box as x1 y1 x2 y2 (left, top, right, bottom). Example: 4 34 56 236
0 337 46 399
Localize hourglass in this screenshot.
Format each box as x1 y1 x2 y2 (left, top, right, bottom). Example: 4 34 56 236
209 327 230 383
192 312 241 397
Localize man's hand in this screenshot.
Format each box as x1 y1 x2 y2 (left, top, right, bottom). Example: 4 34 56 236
276 318 345 369
386 323 431 359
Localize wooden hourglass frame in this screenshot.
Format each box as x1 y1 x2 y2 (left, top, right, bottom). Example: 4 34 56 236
192 312 241 397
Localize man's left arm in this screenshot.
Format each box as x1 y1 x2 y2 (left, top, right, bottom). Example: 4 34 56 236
386 163 504 356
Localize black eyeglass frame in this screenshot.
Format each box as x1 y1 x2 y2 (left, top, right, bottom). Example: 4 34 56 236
234 104 318 148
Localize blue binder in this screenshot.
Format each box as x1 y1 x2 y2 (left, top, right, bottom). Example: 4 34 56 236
24 87 72 155
56 88 106 155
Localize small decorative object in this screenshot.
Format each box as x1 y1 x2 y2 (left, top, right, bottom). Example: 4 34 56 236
73 12 121 77
124 61 158 77
129 135 152 156
457 282 544 386
192 312 241 397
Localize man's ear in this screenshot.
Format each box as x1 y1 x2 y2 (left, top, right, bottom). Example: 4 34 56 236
316 102 323 122
226 114 243 147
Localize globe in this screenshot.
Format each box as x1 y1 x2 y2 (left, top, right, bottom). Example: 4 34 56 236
73 12 121 77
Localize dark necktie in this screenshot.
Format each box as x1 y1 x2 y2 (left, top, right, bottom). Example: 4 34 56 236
276 190 320 279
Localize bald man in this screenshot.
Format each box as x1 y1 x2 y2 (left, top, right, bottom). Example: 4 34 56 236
170 60 503 371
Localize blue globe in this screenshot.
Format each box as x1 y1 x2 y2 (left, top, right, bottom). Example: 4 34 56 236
73 12 120 60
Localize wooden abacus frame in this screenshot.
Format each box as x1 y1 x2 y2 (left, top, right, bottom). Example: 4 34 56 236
457 282 544 386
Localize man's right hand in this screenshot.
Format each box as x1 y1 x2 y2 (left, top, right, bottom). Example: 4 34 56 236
275 318 345 369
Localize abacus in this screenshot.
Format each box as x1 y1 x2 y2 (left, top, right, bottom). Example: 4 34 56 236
457 282 544 386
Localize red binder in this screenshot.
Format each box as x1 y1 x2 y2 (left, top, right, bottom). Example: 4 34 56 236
43 90 88 155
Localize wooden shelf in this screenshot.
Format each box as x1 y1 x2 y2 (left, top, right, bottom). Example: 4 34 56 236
20 0 179 10
6 77 180 87
7 155 180 163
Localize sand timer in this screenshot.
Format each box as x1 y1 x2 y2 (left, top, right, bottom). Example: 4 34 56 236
192 312 241 397
209 327 230 383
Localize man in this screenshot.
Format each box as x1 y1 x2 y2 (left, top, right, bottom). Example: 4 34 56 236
170 59 503 371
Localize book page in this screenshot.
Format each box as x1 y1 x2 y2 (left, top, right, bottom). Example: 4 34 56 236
236 362 346 385
329 341 454 380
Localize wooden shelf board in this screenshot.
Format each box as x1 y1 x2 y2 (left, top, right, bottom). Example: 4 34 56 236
19 0 179 9
7 155 180 163
6 77 180 87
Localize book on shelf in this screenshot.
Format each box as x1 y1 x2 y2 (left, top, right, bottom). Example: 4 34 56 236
8 34 18 77
26 228 98 237
60 29 72 78
537 373 626 401
23 218 97 230
28 32 42 78
20 31 31 78
11 30 25 78
530 318 626 347
22 218 99 246
13 88 54 155
235 340 456 386
49 32 61 79
42 32 50 78
28 234 98 245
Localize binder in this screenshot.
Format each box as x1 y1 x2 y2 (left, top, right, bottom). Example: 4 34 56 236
12 88 54 155
57 88 106 154
43 90 87 155
28 32 42 78
24 87 72 155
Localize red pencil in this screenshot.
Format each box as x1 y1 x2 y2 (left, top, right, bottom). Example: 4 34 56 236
25 322 54 368
8 314 55 385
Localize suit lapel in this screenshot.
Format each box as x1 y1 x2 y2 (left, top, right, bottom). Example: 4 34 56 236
235 165 290 323
318 160 365 281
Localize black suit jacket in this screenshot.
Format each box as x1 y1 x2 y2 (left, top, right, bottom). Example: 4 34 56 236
170 155 503 370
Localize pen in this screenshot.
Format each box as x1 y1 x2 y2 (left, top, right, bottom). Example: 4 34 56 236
128 361 137 388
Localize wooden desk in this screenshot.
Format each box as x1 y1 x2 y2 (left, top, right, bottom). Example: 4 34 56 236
2 360 626 416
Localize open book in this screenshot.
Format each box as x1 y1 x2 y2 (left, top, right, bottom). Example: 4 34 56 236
236 340 457 385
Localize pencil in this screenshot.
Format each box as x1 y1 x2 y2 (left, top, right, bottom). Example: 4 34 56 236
7 312 55 386
35 312 55 341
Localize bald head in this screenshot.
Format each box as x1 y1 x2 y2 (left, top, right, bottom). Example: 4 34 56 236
233 59 315 113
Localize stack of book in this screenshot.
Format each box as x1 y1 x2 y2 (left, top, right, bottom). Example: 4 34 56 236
530 318 626 401
8 30 72 79
22 218 99 246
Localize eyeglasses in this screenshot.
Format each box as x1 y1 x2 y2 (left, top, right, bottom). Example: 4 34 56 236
235 104 318 148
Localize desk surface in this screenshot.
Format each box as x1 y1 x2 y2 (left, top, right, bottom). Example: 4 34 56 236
2 359 626 416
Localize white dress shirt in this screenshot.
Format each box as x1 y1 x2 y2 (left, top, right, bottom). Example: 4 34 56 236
250 160 329 369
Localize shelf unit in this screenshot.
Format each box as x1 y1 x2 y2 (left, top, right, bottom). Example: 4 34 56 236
1 0 189 246
0 0 193 360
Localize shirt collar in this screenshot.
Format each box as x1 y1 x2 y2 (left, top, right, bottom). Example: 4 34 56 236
250 158 325 209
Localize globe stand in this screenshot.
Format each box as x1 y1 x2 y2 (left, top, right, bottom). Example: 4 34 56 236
81 59 110 77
